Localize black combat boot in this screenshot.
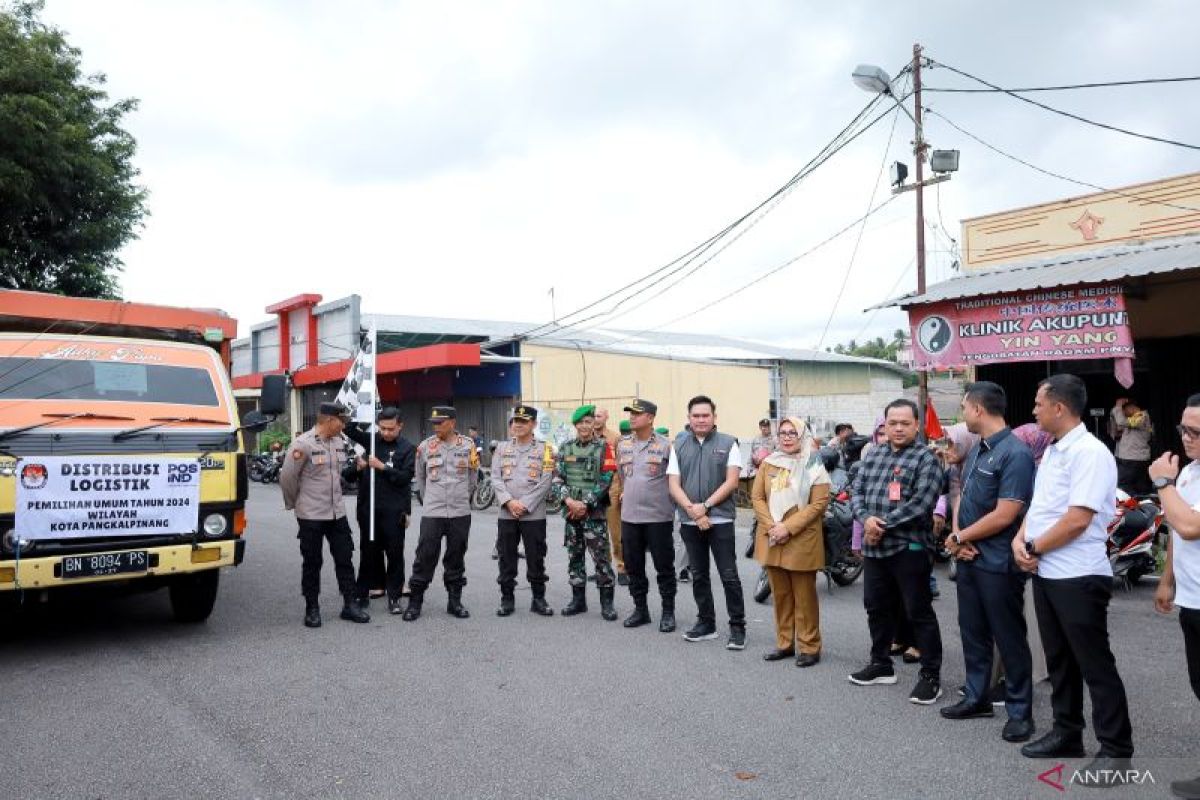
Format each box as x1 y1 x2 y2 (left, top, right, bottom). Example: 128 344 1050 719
447 590 471 619
659 597 676 633
402 592 423 621
623 600 651 628
599 586 618 621
497 592 515 617
530 587 554 616
561 585 588 616
340 595 370 623
303 600 321 628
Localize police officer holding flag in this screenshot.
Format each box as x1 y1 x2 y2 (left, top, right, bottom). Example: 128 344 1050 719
280 402 370 628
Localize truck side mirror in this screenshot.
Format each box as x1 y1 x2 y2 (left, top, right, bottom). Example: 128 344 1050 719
241 410 270 433
259 374 287 415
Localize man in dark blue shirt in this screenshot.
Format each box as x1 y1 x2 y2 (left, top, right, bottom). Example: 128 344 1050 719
940 382 1037 744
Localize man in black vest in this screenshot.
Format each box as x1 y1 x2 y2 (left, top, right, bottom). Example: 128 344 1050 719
667 395 747 650
343 407 416 615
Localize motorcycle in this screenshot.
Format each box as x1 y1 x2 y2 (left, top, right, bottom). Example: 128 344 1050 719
470 440 499 510
1107 489 1163 589
247 453 273 483
752 447 862 603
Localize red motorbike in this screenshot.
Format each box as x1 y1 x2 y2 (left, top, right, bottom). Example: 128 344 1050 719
1106 490 1164 589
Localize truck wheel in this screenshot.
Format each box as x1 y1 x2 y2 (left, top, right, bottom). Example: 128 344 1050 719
169 569 220 623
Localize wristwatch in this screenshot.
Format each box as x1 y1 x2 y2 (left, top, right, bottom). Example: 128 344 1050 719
1153 476 1177 490
950 532 962 546
702 500 712 512
1024 539 1038 557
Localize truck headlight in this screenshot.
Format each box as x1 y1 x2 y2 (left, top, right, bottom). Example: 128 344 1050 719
202 514 228 538
3 529 32 554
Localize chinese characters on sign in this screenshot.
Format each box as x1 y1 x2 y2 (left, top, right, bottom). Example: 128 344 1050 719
908 284 1135 370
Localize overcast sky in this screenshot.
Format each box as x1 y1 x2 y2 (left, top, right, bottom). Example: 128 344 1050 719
41 1 1200 349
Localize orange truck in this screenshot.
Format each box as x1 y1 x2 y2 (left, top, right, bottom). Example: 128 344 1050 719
0 291 284 622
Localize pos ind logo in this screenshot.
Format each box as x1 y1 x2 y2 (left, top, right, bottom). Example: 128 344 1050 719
916 315 953 355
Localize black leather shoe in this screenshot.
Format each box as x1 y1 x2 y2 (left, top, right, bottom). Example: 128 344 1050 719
762 648 795 662
796 652 820 668
623 606 651 628
402 600 422 621
1002 717 1036 743
1021 731 1085 759
340 600 370 623
659 611 676 633
1079 755 1133 788
562 586 588 616
447 596 470 619
497 595 515 617
530 596 554 616
303 605 321 628
939 699 995 720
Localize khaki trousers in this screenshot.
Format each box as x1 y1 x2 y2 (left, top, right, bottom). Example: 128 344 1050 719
607 502 624 573
766 566 821 654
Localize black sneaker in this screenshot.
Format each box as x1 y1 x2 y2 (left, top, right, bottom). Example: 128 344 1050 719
682 621 718 642
848 662 897 686
988 679 1007 707
678 568 691 583
387 596 404 615
909 674 943 705
726 627 746 650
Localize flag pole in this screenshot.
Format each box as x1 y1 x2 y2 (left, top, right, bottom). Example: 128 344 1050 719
367 323 377 543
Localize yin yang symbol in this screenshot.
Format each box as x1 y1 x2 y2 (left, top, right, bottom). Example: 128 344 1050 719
917 316 952 354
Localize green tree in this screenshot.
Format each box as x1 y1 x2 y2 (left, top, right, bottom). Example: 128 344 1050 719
0 1 147 298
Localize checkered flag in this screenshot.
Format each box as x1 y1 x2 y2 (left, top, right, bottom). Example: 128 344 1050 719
334 322 377 425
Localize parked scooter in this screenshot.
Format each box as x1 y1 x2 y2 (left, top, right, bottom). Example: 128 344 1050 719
1107 489 1163 589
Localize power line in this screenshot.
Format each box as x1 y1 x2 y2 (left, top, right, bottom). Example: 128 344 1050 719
816 75 908 350
925 75 1200 93
605 193 902 346
925 57 1200 151
531 99 907 344
926 109 1200 214
491 67 914 345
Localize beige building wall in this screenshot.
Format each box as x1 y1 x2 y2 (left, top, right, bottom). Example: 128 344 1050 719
519 342 771 441
961 172 1200 271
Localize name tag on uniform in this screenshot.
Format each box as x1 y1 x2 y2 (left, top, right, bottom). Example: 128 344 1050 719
312 454 327 465
888 481 902 502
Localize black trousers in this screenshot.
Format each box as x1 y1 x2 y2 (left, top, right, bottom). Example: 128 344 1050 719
863 547 942 678
622 520 677 606
680 522 745 627
956 560 1033 719
355 503 407 601
409 515 471 596
1033 575 1134 756
497 518 548 595
1183 607 1200 702
1116 457 1152 496
297 517 357 602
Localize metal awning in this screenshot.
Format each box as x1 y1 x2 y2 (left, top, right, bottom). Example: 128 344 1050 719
870 234 1200 309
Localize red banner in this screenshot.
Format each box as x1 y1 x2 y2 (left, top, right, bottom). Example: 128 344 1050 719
908 283 1134 370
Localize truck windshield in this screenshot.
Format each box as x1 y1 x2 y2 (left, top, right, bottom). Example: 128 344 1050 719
0 357 220 406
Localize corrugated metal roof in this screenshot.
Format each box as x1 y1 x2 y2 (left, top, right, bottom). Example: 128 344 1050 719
871 234 1200 309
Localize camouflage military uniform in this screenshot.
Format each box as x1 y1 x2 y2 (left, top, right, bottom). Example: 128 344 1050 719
551 437 616 589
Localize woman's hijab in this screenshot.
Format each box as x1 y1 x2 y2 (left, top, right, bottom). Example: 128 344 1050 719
1013 422 1053 466
944 423 980 462
763 417 830 523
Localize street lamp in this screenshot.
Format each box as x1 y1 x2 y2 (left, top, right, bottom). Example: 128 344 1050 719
852 44 956 436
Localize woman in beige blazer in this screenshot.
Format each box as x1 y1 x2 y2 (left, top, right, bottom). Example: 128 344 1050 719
752 417 831 667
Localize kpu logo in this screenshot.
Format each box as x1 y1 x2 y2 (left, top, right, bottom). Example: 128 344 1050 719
20 463 49 490
916 315 953 355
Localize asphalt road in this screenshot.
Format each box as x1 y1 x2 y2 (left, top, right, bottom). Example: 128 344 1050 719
1 483 1194 800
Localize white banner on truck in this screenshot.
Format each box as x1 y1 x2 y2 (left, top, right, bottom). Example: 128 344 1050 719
15 457 201 540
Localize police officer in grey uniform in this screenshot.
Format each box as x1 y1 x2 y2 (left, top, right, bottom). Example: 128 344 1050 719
404 406 479 621
280 402 371 628
492 405 555 617
618 398 678 632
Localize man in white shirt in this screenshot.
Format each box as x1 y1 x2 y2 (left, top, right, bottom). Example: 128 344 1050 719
1149 392 1200 800
667 395 746 650
1012 374 1134 783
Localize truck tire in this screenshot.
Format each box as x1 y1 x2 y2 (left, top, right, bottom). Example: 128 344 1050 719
169 569 220 623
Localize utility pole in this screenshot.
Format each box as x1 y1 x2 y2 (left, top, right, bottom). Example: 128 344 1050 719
912 42 930 434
